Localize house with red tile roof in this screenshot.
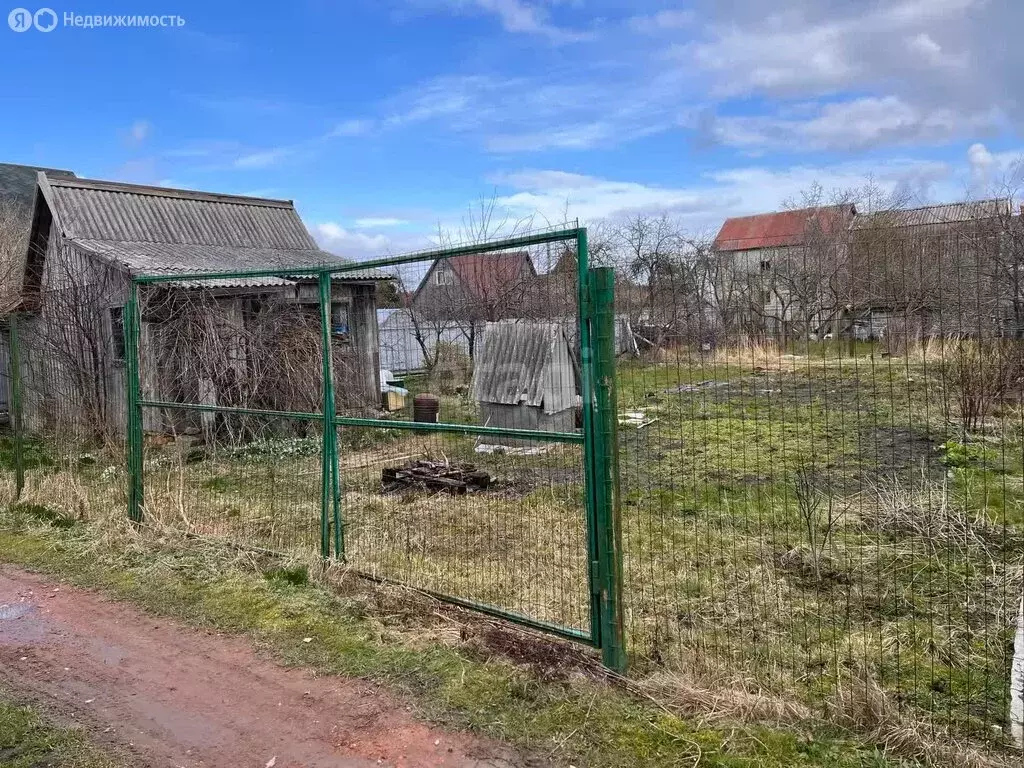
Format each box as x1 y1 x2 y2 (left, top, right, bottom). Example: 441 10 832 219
712 205 857 340
412 250 538 322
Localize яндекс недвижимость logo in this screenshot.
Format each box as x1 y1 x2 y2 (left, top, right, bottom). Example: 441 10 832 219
8 7 56 31
8 8 183 31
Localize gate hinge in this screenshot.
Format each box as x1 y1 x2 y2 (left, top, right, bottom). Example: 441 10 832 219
589 559 602 594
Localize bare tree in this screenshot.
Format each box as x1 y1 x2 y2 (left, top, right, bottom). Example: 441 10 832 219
408 196 539 365
0 198 29 313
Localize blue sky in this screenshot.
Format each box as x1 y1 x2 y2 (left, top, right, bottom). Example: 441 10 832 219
2 0 1022 257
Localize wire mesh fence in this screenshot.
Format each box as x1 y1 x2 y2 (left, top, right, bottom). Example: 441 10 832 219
4 213 1024 756
610 210 1024 755
0 228 605 641
339 425 592 636
0 307 128 521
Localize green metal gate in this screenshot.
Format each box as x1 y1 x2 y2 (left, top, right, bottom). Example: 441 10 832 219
121 228 625 670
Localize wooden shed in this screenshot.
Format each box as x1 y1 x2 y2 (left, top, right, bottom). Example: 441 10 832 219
470 320 577 445
12 172 391 440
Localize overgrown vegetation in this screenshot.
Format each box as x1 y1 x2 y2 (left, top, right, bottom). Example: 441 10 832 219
0 508 913 768
0 695 122 768
3 343 1024 765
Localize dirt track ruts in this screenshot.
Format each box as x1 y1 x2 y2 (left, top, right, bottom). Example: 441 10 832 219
0 567 529 768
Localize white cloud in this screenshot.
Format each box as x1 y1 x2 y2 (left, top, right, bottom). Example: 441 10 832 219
712 96 999 152
331 119 375 137
494 169 705 222
628 9 694 34
968 141 994 180
490 155 979 232
315 223 393 258
487 122 614 152
128 119 151 144
353 217 409 228
681 0 983 99
314 222 432 261
233 148 291 169
403 0 590 42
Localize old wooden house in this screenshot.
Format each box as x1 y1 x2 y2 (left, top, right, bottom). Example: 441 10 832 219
10 172 389 439
0 163 77 422
848 199 1012 341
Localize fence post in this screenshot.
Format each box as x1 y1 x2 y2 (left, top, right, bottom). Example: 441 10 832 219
9 313 25 501
590 266 627 673
318 271 342 560
125 285 144 523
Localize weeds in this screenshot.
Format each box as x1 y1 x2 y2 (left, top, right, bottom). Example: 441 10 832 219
0 696 122 768
794 464 840 584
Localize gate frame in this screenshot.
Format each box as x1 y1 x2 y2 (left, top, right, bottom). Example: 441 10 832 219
122 227 626 671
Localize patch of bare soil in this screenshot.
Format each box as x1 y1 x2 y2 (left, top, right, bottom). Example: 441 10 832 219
462 625 600 683
0 568 529 768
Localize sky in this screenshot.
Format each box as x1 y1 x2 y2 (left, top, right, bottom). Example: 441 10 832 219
1 0 1022 259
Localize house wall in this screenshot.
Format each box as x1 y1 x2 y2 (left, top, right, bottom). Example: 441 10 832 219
15 237 142 439
378 309 482 373
718 244 843 338
17 233 382 440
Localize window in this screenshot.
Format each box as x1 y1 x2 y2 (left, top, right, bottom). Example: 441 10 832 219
434 265 454 286
760 260 772 272
110 307 126 363
330 302 350 340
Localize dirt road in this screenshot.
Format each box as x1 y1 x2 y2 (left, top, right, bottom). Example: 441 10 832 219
0 567 528 768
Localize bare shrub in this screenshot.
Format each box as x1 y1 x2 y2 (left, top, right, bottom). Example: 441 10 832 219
940 338 1024 435
427 341 471 394
0 198 27 313
793 465 839 583
866 473 1021 558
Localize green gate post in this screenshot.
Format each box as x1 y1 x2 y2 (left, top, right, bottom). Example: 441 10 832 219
125 285 144 523
318 272 342 560
590 266 627 673
8 313 25 500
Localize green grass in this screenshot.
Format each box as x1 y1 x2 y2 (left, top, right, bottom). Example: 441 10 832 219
0 436 54 472
3 347 1023 763
0 510 910 768
0 696 122 768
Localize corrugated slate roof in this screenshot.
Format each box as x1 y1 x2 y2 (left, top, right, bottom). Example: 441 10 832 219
45 176 313 248
471 320 575 413
850 199 1010 229
38 174 388 281
73 239 387 284
714 205 856 252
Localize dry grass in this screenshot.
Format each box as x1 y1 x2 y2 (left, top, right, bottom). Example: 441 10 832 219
637 669 812 726
832 672 1016 768
707 337 795 371
864 474 1021 558
4 433 1024 764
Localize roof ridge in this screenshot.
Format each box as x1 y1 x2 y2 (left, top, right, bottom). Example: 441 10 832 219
861 197 1010 214
722 204 852 222
43 174 295 208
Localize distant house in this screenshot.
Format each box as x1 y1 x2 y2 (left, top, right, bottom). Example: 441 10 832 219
8 172 390 439
713 205 857 339
470 320 577 445
414 250 537 320
848 199 1014 340
377 307 485 374
395 251 539 368
0 163 77 420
